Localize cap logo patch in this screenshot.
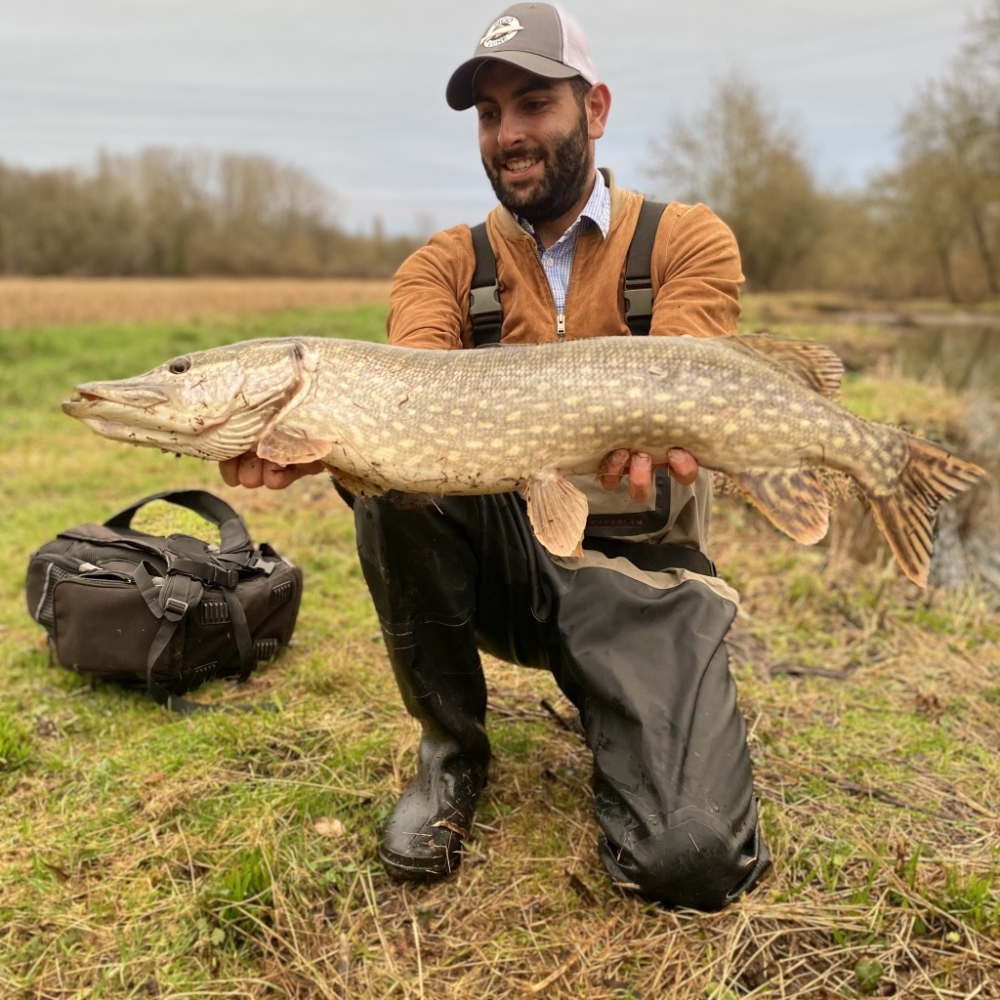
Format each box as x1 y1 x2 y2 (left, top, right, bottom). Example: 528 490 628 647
480 16 524 48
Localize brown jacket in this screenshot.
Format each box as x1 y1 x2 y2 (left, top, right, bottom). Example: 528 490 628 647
387 169 743 349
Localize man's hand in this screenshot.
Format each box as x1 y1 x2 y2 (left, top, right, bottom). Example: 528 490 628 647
600 448 699 502
219 451 326 490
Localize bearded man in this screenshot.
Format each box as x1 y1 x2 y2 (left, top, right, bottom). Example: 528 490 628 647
222 3 771 911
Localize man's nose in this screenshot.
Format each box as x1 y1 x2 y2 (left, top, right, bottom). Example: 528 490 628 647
497 111 527 149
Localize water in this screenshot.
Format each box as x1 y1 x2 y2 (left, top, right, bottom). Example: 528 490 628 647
896 328 1000 400
895 327 999 592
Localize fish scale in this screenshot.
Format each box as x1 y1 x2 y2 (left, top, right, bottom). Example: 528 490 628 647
63 333 985 587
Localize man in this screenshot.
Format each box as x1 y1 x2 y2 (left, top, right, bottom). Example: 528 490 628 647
222 3 770 911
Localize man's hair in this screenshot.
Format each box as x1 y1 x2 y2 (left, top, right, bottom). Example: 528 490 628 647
568 75 592 111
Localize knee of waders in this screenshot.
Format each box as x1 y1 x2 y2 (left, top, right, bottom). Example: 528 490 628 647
598 806 771 911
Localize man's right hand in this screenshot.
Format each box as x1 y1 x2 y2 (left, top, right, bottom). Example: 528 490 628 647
219 451 326 490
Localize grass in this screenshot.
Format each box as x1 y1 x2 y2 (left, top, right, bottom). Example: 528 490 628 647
1 303 998 998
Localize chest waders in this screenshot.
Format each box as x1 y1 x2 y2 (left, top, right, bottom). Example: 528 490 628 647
355 199 771 907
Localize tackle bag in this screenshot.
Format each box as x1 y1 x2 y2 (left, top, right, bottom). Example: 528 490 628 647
25 490 303 713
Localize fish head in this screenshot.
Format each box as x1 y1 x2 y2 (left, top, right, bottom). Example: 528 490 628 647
62 338 306 461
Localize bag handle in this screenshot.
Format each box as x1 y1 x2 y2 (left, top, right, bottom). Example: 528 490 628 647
104 490 253 557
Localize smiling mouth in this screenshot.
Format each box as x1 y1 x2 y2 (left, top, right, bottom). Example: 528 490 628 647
503 157 540 175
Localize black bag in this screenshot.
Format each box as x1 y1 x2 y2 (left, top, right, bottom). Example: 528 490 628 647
25 490 303 713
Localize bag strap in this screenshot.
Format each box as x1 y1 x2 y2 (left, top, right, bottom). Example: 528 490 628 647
104 490 253 557
469 223 503 348
624 199 668 337
467 197 669 343
133 560 266 714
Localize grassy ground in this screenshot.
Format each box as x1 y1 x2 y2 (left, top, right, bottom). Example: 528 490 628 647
1 305 998 999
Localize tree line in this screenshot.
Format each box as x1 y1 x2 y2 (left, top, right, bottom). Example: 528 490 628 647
649 1 1000 301
0 149 420 278
5 5 1000 296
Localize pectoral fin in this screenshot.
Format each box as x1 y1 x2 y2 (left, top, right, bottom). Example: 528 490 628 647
257 424 332 465
730 467 831 545
526 471 589 558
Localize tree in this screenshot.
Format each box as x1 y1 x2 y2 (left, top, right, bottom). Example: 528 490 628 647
646 74 826 291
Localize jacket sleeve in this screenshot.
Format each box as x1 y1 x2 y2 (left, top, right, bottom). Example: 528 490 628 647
649 203 743 338
387 226 475 349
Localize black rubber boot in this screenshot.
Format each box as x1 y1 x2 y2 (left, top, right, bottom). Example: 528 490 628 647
376 621 492 881
353 493 495 882
379 726 488 880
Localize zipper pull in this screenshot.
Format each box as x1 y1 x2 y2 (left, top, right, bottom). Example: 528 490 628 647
557 313 566 340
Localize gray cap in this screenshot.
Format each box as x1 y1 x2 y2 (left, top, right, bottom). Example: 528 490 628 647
446 3 597 111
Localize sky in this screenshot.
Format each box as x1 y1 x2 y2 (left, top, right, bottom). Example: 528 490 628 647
0 0 982 234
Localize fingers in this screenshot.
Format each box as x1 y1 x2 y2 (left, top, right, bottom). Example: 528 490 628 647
219 452 325 490
600 448 631 490
667 447 699 485
599 449 654 502
628 451 653 502
219 456 241 487
600 447 700 499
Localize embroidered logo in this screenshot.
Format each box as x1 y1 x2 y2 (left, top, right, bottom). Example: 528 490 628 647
480 16 524 48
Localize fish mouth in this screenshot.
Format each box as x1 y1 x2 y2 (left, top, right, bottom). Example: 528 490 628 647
67 383 170 409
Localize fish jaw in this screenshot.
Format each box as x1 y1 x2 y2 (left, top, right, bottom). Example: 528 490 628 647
60 409 246 461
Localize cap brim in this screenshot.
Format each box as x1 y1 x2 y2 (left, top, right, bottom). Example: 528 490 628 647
446 52 580 111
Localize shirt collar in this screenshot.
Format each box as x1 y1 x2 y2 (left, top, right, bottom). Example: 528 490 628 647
517 171 611 248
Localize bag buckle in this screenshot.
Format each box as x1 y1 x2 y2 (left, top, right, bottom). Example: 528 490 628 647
164 596 190 619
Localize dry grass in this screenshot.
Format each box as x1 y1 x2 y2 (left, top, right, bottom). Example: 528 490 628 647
0 277 391 329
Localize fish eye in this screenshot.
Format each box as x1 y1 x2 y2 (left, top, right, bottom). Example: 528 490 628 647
168 357 191 374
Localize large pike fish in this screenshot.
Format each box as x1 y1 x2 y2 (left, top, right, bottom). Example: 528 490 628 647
63 334 985 587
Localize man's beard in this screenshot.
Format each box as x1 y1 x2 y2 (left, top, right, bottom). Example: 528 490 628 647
482 111 593 225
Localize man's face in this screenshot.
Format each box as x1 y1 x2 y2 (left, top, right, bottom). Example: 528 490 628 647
473 62 605 224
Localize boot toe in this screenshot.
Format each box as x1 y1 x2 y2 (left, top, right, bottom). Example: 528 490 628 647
379 822 464 881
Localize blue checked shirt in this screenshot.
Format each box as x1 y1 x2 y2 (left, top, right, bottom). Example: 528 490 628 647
517 173 611 331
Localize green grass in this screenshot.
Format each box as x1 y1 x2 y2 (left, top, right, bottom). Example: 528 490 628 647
1 307 998 997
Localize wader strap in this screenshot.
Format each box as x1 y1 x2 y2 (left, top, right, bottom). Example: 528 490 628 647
469 222 503 348
582 535 716 577
624 200 668 337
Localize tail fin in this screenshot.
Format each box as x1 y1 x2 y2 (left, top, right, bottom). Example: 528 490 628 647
868 434 985 587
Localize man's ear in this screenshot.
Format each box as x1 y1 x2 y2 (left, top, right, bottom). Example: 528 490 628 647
586 82 611 141
256 342 333 465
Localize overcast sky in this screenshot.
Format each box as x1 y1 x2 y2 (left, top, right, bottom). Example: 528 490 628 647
0 0 981 233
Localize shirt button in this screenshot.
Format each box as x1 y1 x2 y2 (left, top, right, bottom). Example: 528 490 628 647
544 258 554 268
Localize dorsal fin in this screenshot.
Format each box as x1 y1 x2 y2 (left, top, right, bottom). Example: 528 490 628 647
716 333 844 397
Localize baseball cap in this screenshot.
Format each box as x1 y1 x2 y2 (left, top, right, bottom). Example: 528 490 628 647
446 3 598 111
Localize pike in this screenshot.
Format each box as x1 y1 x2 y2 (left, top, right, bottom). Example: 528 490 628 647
63 334 985 587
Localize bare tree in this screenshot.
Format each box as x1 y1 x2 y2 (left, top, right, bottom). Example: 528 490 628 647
0 149 419 278
646 74 826 291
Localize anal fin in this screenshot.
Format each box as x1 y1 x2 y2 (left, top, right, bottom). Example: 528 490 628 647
730 466 831 545
526 471 589 558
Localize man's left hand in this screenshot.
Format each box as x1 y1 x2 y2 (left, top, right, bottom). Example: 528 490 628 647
600 448 699 502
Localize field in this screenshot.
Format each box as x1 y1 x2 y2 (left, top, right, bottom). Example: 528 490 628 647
0 278 392 330
1 282 999 999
